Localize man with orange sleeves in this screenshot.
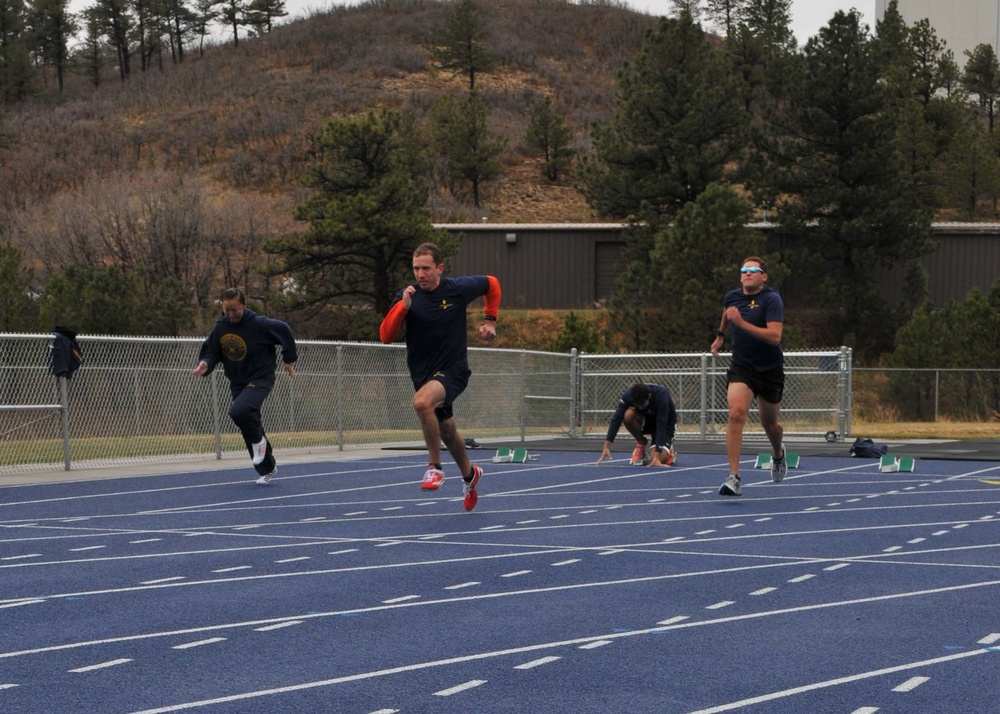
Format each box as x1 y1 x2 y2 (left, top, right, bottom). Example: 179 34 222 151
379 242 501 511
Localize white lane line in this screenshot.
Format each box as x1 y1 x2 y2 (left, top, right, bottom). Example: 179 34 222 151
129 539 162 544
1 554 42 561
750 587 777 596
725 524 745 530
0 599 45 609
657 616 689 626
952 524 969 530
695 530 716 535
213 566 252 573
932 530 950 536
977 633 1000 645
882 546 903 553
892 676 929 692
849 708 879 714
70 658 132 673
824 563 850 571
578 641 611 650
344 512 367 516
255 621 302 632
480 526 505 531
597 550 624 555
113 590 1000 714
550 515 570 520
328 549 358 555
69 546 106 552
706 601 734 610
687 650 987 714
382 595 420 604
381 507 404 512
516 520 539 524
514 656 561 670
0 683 18 690
579 510 597 514
788 575 815 583
663 537 685 543
433 680 487 696
754 518 772 522
16 576 1000 665
172 638 226 650
275 557 311 564
907 538 926 544
368 710 398 714
141 577 186 585
300 517 327 522
551 559 580 567
444 582 480 590
375 542 402 548
501 570 532 578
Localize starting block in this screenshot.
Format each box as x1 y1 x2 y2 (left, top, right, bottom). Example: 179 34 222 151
755 451 800 469
492 447 536 463
879 455 916 473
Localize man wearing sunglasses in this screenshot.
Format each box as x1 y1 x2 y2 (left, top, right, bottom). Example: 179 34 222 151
710 257 785 497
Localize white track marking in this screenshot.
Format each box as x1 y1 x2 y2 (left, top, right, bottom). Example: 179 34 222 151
514 656 561 669
70 658 132 673
892 676 929 692
433 680 487 696
172 638 226 650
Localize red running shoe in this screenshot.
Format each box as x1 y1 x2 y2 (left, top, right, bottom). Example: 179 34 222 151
463 465 483 511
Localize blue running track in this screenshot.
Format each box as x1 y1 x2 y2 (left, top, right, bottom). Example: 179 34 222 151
2 450 999 713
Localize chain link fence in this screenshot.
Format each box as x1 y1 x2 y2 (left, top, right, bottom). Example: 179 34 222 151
1 334 850 474
577 349 851 440
853 367 1000 423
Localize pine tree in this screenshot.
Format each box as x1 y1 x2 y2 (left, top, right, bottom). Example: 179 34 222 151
525 96 574 182
269 110 450 317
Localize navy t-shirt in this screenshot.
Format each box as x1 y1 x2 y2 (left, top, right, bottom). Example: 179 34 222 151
724 286 784 372
391 275 491 386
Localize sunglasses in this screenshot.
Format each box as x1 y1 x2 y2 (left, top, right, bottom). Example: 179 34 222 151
740 266 764 274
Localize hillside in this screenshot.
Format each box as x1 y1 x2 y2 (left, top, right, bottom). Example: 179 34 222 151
0 0 656 240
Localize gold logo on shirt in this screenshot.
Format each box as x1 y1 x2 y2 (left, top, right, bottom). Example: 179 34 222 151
748 299 758 309
440 300 451 310
221 334 247 361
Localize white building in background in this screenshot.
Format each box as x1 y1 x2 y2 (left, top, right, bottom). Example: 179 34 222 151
876 0 1000 62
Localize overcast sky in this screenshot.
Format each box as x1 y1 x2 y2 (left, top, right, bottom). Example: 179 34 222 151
275 1 877 46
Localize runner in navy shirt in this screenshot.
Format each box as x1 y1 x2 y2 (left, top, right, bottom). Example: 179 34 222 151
596 383 677 467
380 242 501 511
710 256 787 497
193 288 297 485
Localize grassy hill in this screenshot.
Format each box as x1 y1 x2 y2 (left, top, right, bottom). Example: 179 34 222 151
1 0 656 236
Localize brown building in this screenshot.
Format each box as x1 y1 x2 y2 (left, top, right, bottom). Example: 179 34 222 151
439 222 1000 309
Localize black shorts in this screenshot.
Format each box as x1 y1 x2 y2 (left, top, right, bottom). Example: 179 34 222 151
727 363 784 404
415 366 471 422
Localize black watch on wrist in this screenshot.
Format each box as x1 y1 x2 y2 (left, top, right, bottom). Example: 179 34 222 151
716 330 725 338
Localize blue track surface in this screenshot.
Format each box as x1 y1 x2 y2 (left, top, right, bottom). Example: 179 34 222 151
2 451 999 713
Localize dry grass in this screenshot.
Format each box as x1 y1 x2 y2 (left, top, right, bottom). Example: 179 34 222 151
851 421 999 440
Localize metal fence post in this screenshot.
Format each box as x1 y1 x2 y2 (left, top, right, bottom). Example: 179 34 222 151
336 344 344 451
838 346 851 440
59 375 71 470
519 350 527 441
934 369 940 422
700 354 709 439
211 371 222 459
569 348 578 438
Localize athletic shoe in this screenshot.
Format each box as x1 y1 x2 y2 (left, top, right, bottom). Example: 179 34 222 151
421 465 445 490
251 437 268 466
463 465 483 511
256 467 276 485
771 444 787 483
629 443 646 465
664 447 676 466
719 474 742 497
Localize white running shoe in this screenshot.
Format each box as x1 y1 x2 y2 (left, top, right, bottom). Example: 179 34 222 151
251 437 268 466
771 444 787 483
719 474 742 497
256 467 276 485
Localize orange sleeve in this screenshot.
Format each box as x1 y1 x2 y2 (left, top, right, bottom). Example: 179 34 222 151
379 301 408 344
484 275 501 319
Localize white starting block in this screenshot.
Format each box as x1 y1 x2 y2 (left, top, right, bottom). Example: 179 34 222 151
755 451 800 469
492 447 536 463
879 455 916 473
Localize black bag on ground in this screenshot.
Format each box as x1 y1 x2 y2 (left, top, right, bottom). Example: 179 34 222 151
850 437 887 458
